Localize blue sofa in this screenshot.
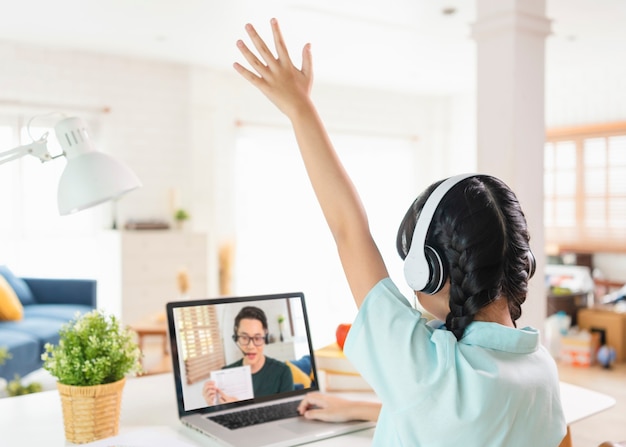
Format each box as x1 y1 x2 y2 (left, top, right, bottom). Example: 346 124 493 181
0 266 97 381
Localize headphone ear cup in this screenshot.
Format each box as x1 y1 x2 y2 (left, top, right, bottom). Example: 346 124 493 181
527 250 536 279
422 245 447 294
264 333 269 344
232 334 237 343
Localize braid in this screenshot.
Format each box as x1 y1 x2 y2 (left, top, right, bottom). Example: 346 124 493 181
438 196 504 340
445 246 478 341
397 175 533 341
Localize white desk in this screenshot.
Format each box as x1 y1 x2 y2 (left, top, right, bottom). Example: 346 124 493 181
0 373 615 447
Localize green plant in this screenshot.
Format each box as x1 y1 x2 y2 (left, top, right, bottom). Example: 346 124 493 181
6 375 42 396
277 315 285 341
174 208 190 221
42 310 142 386
0 346 11 365
1 347 42 396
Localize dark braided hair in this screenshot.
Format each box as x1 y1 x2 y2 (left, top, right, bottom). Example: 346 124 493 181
396 175 533 340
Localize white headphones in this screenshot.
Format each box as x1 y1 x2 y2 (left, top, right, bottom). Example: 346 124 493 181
403 173 478 294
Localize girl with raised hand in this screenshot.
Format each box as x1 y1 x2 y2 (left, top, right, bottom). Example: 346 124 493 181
234 18 566 447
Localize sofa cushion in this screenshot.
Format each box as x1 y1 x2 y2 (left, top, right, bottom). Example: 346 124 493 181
0 275 24 321
23 304 93 322
0 317 62 352
285 360 312 388
0 329 40 380
0 265 36 306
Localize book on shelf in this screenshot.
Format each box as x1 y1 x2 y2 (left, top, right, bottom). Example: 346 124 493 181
313 342 359 375
124 219 170 230
319 369 373 392
314 342 373 391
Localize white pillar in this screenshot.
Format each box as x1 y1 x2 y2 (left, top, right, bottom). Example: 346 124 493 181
472 0 551 330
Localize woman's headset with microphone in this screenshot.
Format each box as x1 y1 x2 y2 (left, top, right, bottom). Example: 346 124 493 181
403 173 536 294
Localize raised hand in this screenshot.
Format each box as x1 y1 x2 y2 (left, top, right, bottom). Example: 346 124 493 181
233 18 313 119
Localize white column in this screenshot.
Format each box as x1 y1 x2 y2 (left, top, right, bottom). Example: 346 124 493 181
472 0 551 330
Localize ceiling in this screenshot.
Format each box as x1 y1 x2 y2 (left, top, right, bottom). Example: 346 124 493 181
0 0 625 113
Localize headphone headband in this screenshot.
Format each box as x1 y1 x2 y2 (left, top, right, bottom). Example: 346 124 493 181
404 173 478 292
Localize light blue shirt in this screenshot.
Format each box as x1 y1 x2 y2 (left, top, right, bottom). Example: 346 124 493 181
344 278 567 447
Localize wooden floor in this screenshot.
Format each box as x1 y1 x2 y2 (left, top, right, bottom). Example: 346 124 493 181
557 361 626 447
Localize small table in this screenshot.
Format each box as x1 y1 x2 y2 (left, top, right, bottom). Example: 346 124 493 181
129 313 171 375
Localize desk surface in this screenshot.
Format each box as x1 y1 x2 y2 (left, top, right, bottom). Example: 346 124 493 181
0 373 615 447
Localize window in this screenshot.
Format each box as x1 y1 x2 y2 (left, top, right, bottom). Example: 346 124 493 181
234 125 419 348
175 305 225 385
0 114 102 277
545 122 626 252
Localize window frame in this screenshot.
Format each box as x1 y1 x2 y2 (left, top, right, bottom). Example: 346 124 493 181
545 121 626 253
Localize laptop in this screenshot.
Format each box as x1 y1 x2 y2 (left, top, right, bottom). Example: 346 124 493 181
165 291 375 447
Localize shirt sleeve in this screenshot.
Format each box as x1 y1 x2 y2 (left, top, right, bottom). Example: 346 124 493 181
343 278 454 407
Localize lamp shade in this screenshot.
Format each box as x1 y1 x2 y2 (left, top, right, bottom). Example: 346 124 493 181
55 117 142 215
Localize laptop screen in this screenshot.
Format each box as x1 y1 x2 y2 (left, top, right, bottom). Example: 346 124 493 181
166 292 320 416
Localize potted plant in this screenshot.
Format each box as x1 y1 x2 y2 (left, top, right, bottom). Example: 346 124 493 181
174 208 190 229
41 310 142 444
0 346 10 396
278 314 285 342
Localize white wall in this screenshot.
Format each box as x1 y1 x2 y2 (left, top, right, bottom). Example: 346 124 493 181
545 47 626 128
593 254 626 284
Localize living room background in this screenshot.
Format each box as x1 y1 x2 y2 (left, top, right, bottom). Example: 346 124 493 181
0 39 472 346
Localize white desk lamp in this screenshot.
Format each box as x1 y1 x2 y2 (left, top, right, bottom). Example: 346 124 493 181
0 116 141 215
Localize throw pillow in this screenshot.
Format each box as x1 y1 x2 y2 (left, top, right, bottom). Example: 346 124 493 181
0 275 24 320
285 360 312 388
0 265 36 305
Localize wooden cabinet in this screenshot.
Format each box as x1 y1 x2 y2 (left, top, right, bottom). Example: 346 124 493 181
97 230 209 325
577 307 626 362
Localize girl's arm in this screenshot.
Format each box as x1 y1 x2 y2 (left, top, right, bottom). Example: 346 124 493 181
233 19 388 306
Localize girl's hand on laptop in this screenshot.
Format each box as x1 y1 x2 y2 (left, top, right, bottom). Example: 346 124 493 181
298 392 380 423
202 380 236 405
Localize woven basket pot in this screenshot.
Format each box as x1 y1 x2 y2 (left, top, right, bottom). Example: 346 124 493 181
56 377 126 444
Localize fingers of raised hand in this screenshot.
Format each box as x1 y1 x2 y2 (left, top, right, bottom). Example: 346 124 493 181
244 23 279 69
236 39 269 78
269 18 292 64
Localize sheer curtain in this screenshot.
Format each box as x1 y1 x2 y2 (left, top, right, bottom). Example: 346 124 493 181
0 115 102 278
234 126 418 348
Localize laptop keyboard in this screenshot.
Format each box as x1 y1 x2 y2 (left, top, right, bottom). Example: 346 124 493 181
208 400 301 430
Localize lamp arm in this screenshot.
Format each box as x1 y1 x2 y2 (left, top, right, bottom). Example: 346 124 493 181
0 137 53 166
